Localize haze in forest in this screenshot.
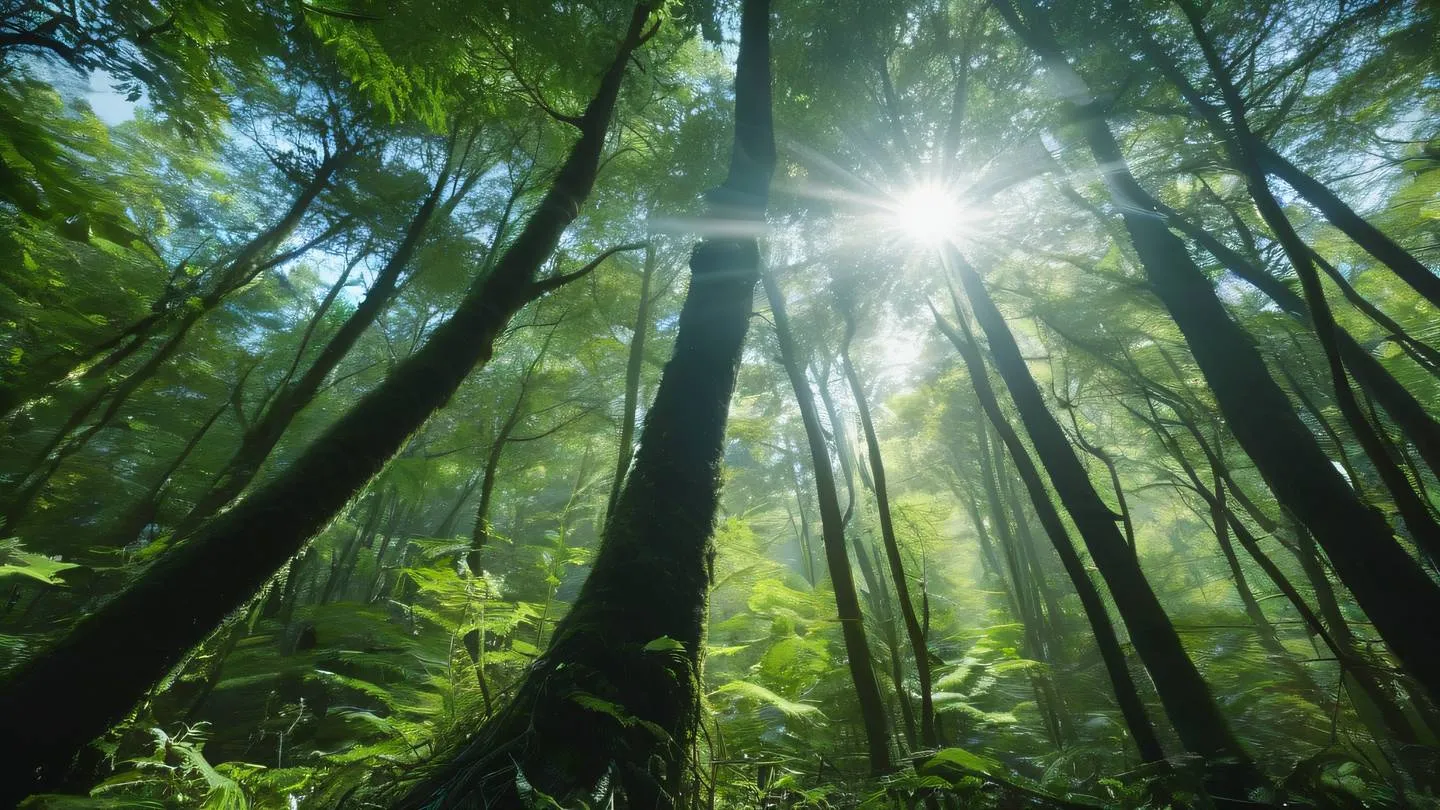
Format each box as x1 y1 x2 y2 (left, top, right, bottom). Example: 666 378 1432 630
1 0 1438 808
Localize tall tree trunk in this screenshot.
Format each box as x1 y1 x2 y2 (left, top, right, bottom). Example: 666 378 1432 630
466 404 522 571
393 5 776 805
0 10 652 799
816 359 862 527
763 272 893 772
997 459 1066 650
976 422 1044 640
946 254 1255 772
605 244 656 523
995 0 1440 709
467 322 563 572
839 336 937 747
818 367 909 741
931 295 1166 764
782 435 818 585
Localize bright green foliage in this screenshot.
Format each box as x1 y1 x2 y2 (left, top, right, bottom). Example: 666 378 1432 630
3 0 1439 807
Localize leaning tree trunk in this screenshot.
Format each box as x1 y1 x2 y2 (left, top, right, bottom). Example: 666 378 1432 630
1153 199 1440 482
932 297 1166 764
995 0 1440 708
170 159 462 541
2 151 353 527
1142 0 1440 561
0 9 653 801
391 3 775 806
945 255 1255 773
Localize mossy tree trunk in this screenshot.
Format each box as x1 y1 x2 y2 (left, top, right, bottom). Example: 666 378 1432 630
392 2 777 805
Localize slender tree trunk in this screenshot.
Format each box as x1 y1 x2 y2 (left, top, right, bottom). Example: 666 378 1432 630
605 244 656 523
433 472 482 539
0 10 651 798
840 342 937 747
393 6 777 805
467 323 562 572
173 163 459 540
3 151 354 525
829 396 909 743
998 461 1066 650
1169 1 1440 562
977 423 1043 636
931 296 1166 764
996 0 1440 709
816 360 861 527
782 435 818 585
1157 200 1440 481
0 149 357 423
466 408 521 572
815 364 891 617
320 493 386 605
954 476 1005 582
763 272 893 772
1256 143 1440 310
1275 361 1364 490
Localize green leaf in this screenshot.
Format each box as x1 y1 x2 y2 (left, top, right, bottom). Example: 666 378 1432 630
643 635 686 653
921 747 1001 777
710 680 825 720
0 539 81 585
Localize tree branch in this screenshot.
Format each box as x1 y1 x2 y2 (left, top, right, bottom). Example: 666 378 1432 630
529 241 647 296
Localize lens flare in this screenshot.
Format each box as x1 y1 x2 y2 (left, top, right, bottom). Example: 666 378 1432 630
891 184 968 245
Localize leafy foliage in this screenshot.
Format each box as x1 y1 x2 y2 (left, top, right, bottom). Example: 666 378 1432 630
3 0 1440 807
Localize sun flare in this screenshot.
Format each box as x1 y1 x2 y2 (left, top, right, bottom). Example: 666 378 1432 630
890 183 969 245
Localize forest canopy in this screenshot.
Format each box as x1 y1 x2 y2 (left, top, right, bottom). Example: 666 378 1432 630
1 0 1438 807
